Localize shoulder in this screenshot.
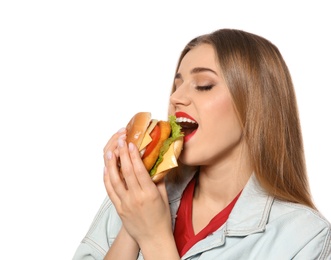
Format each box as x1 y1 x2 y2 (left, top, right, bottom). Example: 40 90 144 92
73 196 122 259
85 196 122 240
270 199 330 230
268 199 331 257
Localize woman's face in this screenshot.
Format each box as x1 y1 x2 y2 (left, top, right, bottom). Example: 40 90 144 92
169 44 244 168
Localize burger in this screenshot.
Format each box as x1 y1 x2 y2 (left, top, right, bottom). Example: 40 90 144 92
125 112 184 183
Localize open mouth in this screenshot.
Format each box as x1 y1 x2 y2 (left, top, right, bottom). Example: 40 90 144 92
176 117 198 141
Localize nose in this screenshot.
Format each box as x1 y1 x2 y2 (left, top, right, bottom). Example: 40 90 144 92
169 85 191 108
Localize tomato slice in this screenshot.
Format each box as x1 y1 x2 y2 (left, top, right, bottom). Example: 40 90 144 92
142 124 161 159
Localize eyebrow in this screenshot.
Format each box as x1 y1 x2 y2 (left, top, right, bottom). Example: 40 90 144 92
175 67 218 79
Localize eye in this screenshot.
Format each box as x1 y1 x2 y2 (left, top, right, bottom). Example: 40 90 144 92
196 85 214 91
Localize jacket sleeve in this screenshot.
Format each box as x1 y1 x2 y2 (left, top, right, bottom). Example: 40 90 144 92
294 223 331 259
72 196 122 260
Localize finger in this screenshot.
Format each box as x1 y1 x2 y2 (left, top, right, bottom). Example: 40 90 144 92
103 135 126 167
128 142 154 187
103 127 126 152
103 165 121 206
105 149 128 200
103 129 126 166
105 148 121 172
117 139 140 191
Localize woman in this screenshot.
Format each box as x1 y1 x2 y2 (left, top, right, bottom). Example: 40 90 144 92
73 29 331 259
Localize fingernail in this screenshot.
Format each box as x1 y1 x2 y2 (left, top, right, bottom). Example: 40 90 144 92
118 138 125 147
129 142 135 152
117 127 126 133
106 151 112 160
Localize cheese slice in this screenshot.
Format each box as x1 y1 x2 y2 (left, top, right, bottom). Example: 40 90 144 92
139 119 158 151
154 142 178 175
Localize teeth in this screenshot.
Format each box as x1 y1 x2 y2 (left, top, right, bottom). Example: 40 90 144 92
176 117 197 124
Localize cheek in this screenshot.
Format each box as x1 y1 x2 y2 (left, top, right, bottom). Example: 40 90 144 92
206 95 242 139
206 94 234 121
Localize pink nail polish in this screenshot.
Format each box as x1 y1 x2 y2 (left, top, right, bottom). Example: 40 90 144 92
106 151 112 159
118 138 124 147
129 142 135 152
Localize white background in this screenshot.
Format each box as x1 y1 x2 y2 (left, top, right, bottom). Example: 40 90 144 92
0 1 330 259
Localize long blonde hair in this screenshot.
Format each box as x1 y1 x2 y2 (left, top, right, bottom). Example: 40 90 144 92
169 29 315 209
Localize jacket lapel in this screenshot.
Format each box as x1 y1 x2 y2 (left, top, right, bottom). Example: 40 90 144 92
226 174 274 236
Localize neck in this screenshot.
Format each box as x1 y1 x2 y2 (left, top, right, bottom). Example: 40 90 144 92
195 142 252 208
196 168 250 206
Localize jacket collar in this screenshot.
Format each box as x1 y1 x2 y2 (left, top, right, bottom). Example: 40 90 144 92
166 170 274 236
225 174 274 236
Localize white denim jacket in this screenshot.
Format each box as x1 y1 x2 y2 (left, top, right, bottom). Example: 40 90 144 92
73 171 331 260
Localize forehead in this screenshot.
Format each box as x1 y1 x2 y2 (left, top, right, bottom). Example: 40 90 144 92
178 44 219 72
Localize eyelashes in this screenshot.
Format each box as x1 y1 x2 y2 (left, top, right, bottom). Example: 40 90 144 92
173 82 215 91
195 85 214 91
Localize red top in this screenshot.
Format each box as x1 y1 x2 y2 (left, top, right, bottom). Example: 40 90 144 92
174 176 241 257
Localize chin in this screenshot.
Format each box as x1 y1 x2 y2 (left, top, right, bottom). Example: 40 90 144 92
179 150 201 167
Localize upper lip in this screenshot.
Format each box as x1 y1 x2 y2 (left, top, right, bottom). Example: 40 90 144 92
175 112 197 123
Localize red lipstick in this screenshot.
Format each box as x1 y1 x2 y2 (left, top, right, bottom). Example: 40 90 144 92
175 112 196 121
175 112 198 143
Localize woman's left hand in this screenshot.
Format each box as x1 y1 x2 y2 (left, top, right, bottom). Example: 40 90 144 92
103 136 173 246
